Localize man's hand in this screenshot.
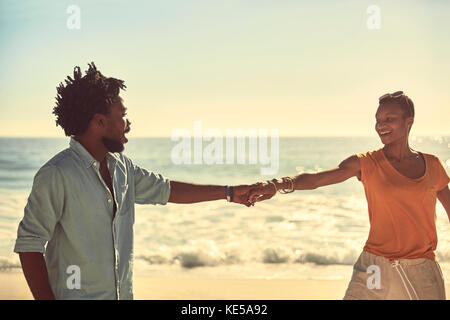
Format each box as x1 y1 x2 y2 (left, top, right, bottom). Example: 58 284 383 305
232 183 276 207
232 183 265 207
248 182 277 204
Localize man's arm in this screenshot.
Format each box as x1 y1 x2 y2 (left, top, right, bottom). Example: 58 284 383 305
14 165 64 300
250 155 361 202
19 252 55 300
168 181 255 206
437 185 450 222
132 161 254 206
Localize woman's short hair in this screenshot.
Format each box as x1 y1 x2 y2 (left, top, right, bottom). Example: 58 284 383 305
379 91 415 118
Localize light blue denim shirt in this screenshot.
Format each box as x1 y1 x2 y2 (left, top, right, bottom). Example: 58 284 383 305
14 137 171 299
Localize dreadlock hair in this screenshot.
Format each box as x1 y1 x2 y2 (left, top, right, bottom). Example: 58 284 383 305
52 62 126 136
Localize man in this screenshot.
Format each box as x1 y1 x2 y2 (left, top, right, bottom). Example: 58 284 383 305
14 63 256 300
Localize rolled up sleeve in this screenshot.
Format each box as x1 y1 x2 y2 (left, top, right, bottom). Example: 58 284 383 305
14 165 64 254
133 163 171 205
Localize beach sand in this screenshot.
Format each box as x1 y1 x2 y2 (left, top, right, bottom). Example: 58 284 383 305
1 271 448 300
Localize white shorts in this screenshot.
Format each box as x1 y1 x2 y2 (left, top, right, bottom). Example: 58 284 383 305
343 251 446 300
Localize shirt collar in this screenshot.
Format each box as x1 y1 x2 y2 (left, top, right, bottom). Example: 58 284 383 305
69 137 120 169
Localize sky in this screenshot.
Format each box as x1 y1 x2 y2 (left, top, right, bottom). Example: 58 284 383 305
1 0 449 137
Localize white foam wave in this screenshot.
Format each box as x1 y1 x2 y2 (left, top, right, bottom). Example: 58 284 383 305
262 247 291 263
136 242 362 269
0 256 21 271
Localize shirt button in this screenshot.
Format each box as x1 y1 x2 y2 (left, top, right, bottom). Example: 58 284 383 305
108 199 112 203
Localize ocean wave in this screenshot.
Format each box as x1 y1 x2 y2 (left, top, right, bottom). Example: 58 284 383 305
136 244 361 268
137 244 450 269
262 247 291 263
294 250 357 265
262 247 358 265
0 159 36 171
0 256 21 271
138 240 243 268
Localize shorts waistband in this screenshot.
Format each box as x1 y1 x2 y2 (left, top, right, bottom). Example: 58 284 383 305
362 250 435 266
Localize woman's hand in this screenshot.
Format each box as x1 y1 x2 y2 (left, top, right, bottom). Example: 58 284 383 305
248 182 277 204
232 183 264 207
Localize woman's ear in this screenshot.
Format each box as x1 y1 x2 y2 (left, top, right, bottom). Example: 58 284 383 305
406 117 414 131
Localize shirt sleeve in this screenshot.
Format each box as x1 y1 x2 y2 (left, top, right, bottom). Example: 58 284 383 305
14 165 65 254
133 163 171 205
356 151 376 184
433 156 450 191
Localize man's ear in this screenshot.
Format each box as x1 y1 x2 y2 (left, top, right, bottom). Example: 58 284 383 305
92 113 108 130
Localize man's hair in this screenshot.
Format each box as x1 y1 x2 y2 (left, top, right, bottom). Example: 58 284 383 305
379 94 415 118
52 62 126 136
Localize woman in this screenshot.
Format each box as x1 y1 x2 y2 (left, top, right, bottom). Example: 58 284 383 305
249 91 450 300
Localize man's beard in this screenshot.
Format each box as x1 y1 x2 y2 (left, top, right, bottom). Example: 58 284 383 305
102 136 124 153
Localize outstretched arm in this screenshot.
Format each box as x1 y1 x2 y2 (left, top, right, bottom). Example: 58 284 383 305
168 181 257 207
250 155 361 202
437 185 450 222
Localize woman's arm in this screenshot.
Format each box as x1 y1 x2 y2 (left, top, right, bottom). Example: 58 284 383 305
437 185 450 222
250 155 361 202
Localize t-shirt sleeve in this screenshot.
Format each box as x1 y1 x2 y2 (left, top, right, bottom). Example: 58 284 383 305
356 151 376 184
133 162 171 205
433 156 450 191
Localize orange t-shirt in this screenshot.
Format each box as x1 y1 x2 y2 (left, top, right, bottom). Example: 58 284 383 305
357 149 449 261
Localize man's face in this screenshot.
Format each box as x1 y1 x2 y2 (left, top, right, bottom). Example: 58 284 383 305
102 96 131 153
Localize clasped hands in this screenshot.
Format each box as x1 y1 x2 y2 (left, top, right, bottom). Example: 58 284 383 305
232 178 295 207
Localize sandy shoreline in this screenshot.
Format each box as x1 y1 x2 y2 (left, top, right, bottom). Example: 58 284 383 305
1 271 448 300
133 277 349 300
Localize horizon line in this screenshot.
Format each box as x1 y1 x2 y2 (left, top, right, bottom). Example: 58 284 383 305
1 134 450 139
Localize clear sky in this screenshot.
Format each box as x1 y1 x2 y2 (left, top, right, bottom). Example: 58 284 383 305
1 0 449 137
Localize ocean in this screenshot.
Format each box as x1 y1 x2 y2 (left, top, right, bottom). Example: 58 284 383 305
1 136 449 282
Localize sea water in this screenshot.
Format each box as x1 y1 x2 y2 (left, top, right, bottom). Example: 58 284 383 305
1 136 449 282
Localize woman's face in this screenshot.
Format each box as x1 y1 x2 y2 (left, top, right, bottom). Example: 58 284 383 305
375 102 414 145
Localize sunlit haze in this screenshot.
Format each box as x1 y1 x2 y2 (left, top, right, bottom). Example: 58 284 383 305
1 0 449 137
